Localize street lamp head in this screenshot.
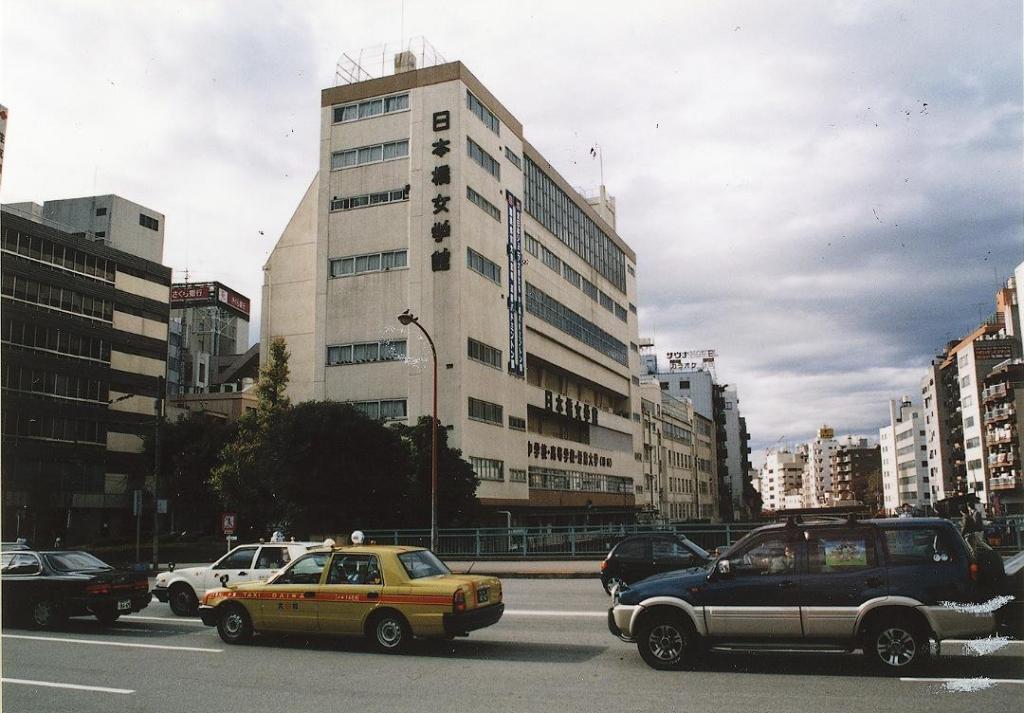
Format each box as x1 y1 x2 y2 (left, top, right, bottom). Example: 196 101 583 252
397 309 417 326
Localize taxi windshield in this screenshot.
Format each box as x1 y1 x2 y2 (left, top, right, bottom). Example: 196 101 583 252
398 550 450 579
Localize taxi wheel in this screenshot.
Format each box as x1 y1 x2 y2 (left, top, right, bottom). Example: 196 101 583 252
217 605 253 645
169 584 199 616
368 611 410 653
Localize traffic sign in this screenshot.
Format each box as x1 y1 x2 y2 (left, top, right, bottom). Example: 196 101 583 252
221 512 237 535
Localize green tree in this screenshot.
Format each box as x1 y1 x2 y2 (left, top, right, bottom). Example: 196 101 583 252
210 336 292 536
395 416 480 527
147 412 237 535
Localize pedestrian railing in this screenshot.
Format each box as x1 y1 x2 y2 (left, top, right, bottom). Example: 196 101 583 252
364 516 1024 559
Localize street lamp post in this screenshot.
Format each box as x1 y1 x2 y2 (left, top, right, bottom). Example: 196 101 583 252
397 310 439 553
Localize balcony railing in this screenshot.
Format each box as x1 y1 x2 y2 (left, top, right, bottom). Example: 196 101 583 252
983 384 1009 402
984 407 1016 423
986 432 1014 446
990 475 1021 491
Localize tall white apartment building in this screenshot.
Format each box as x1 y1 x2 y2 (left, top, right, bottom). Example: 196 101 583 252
799 426 838 508
759 447 807 513
880 398 929 513
261 54 643 522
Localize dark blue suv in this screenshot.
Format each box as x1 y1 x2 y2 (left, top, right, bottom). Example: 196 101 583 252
608 518 1001 671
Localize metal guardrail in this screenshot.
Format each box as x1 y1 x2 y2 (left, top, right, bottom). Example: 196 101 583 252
365 517 1024 559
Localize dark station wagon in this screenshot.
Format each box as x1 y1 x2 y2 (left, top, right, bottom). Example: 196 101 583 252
1 549 151 629
609 518 1005 672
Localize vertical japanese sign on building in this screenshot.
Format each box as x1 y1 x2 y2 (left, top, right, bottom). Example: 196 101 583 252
506 190 525 376
429 110 452 271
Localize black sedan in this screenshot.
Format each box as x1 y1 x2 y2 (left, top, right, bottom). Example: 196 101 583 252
1 549 151 628
600 533 710 594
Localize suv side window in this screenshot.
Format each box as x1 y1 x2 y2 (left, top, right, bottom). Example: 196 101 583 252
807 530 877 574
731 534 796 577
882 527 954 565
213 547 257 570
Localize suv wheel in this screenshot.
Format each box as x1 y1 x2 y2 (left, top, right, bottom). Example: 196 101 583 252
636 613 696 670
864 617 929 672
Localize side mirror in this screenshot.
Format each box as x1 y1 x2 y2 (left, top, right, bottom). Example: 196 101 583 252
717 559 731 577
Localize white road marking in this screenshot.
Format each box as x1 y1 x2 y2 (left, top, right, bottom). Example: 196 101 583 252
901 677 1024 684
2 677 134 694
2 634 221 653
503 609 605 617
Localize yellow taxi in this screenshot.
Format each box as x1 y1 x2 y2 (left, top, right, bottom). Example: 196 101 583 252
197 536 503 652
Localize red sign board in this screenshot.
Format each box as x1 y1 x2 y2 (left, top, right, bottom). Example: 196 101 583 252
170 284 212 303
221 512 237 535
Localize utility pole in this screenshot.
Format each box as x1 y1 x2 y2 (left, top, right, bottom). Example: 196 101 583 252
151 376 165 569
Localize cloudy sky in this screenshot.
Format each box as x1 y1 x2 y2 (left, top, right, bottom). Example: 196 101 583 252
2 1 1021 461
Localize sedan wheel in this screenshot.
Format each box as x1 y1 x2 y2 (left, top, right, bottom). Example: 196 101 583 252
30 600 66 630
216 606 253 645
94 608 120 626
370 612 410 653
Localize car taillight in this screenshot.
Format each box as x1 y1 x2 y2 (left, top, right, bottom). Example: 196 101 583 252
600 560 608 572
86 584 110 595
453 588 466 612
969 563 979 581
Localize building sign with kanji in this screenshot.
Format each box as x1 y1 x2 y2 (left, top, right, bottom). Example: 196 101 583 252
528 440 612 468
429 110 452 272
506 190 524 377
544 390 598 426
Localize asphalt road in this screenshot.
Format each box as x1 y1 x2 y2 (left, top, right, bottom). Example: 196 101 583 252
3 579 1022 713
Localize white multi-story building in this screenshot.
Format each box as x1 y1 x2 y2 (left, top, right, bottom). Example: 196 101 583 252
759 447 807 513
799 426 838 508
880 398 929 513
261 53 643 522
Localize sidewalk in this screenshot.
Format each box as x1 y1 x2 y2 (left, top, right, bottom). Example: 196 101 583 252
446 560 601 578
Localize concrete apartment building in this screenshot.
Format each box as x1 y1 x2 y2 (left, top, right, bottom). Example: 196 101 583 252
1 205 171 542
982 359 1024 514
801 426 838 508
261 54 643 523
921 345 963 503
8 195 165 264
829 437 881 509
758 447 807 514
880 398 930 513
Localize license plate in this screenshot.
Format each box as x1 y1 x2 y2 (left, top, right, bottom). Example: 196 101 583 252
476 587 489 604
116 599 131 611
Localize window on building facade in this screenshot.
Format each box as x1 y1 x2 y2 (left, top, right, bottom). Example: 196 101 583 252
523 155 626 292
614 304 627 321
139 214 159 231
524 233 540 257
504 146 522 170
580 277 598 301
467 337 502 369
471 456 504 481
965 436 981 449
467 91 500 134
329 250 407 277
468 397 503 426
524 282 628 365
963 415 974 428
509 468 527 482
2 274 113 322
327 340 406 366
467 137 501 180
466 248 501 284
330 187 409 211
508 416 526 431
95 207 107 216
3 318 111 363
562 262 582 289
349 399 407 420
540 243 561 273
1 229 116 282
467 186 501 221
332 93 409 123
331 140 409 170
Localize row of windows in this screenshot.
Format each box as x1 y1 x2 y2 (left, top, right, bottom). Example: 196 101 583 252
525 282 628 365
664 422 693 444
329 250 408 277
467 91 499 134
467 137 500 180
2 274 114 322
2 364 107 403
1 411 106 445
327 340 406 366
349 399 407 421
331 140 409 170
468 397 503 426
524 232 627 322
332 93 409 123
467 186 501 221
3 318 111 363
509 468 527 482
470 456 504 481
524 156 626 292
330 187 408 212
504 147 522 170
466 247 501 284
528 467 634 494
2 227 116 282
467 337 502 370
508 416 526 431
